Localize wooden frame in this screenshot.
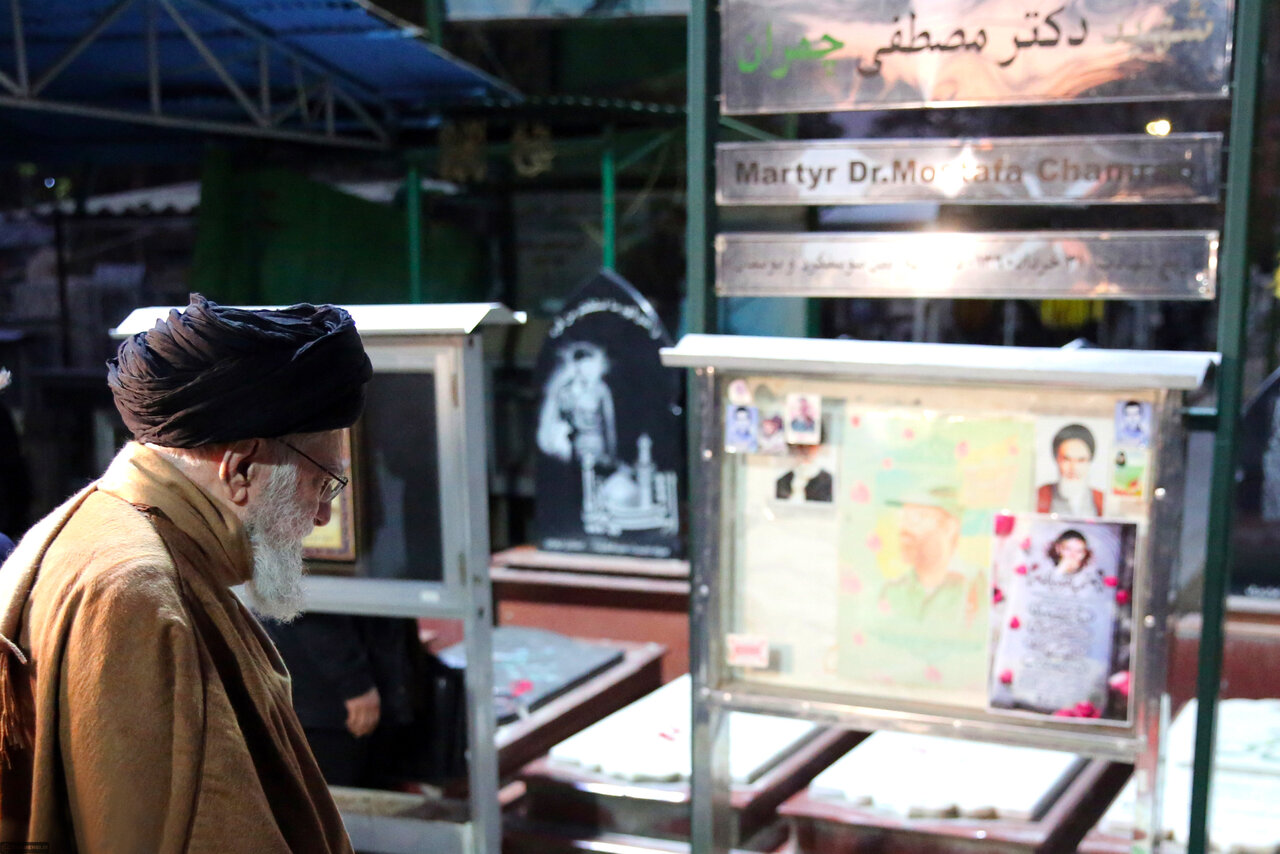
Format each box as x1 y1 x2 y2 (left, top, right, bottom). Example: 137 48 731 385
303 427 357 562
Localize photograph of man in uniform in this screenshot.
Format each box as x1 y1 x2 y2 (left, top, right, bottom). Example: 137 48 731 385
1115 400 1151 448
879 481 979 625
1036 423 1105 517
725 405 759 453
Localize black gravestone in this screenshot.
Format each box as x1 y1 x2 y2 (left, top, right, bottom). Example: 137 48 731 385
533 269 684 559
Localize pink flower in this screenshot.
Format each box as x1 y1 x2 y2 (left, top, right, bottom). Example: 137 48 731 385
850 482 871 503
1074 701 1100 718
1015 565 1028 575
1053 708 1078 717
993 514 1015 537
955 441 969 458
924 666 943 683
511 679 534 697
999 669 1014 685
1020 537 1032 552
1009 616 1021 629
1008 443 1020 456
992 587 1005 604
866 534 882 552
881 457 894 469
1108 671 1131 697
850 415 862 427
851 632 865 646
1103 576 1119 588
841 575 863 595
903 428 915 440
1116 589 1131 606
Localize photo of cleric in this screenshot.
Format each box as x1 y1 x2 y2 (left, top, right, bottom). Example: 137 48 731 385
0 295 370 852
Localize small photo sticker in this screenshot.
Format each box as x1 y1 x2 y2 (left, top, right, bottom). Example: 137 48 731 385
726 634 771 669
724 404 759 453
1114 400 1152 449
785 393 822 445
727 378 753 406
1112 448 1147 498
756 411 788 455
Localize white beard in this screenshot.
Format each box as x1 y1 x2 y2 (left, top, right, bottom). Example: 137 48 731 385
243 463 314 622
1057 477 1088 501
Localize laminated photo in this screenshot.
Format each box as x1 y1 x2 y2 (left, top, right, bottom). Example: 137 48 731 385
772 442 836 504
1112 448 1148 499
988 517 1137 722
784 393 822 445
724 404 760 453
1114 400 1153 449
1033 417 1114 518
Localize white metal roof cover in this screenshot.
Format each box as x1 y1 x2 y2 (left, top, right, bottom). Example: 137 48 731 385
660 334 1218 391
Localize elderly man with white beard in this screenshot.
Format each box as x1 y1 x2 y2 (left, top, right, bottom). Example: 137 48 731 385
0 294 370 853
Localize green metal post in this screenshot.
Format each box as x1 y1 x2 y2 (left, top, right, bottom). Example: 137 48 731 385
406 163 423 303
1189 0 1265 849
423 0 444 44
602 127 617 271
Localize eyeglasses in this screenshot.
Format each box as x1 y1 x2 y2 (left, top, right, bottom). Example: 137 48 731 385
275 438 348 503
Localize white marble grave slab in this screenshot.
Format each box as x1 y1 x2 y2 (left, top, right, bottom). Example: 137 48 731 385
808 730 1082 820
547 675 817 785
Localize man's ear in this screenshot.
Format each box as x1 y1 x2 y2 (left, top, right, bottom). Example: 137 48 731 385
220 439 265 507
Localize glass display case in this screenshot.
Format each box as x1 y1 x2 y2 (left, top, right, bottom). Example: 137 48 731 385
663 333 1218 854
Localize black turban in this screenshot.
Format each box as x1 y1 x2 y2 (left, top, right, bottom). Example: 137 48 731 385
108 294 372 448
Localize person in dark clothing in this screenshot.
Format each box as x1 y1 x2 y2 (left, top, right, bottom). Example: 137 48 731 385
0 367 30 538
264 613 418 788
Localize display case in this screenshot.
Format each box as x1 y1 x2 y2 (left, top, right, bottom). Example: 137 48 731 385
114 302 523 854
662 333 1218 853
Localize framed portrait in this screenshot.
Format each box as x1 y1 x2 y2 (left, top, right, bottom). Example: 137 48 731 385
302 428 357 562
988 516 1138 723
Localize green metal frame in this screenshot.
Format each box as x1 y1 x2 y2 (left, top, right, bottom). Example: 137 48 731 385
1189 0 1265 848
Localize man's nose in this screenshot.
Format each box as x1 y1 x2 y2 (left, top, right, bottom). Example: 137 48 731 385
314 499 333 528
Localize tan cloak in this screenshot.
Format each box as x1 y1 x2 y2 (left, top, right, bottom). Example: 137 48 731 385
0 444 352 853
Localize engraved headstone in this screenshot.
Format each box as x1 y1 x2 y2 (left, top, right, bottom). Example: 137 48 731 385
533 269 684 559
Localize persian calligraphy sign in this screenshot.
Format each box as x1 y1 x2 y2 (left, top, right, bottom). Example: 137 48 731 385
722 0 1232 114
716 230 1217 300
717 135 1221 205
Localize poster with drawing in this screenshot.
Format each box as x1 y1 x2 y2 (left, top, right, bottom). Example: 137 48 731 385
989 516 1137 722
835 412 1035 707
731 394 844 687
1033 417 1114 518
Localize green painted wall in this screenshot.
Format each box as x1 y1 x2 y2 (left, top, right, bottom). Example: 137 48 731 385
192 150 485 306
